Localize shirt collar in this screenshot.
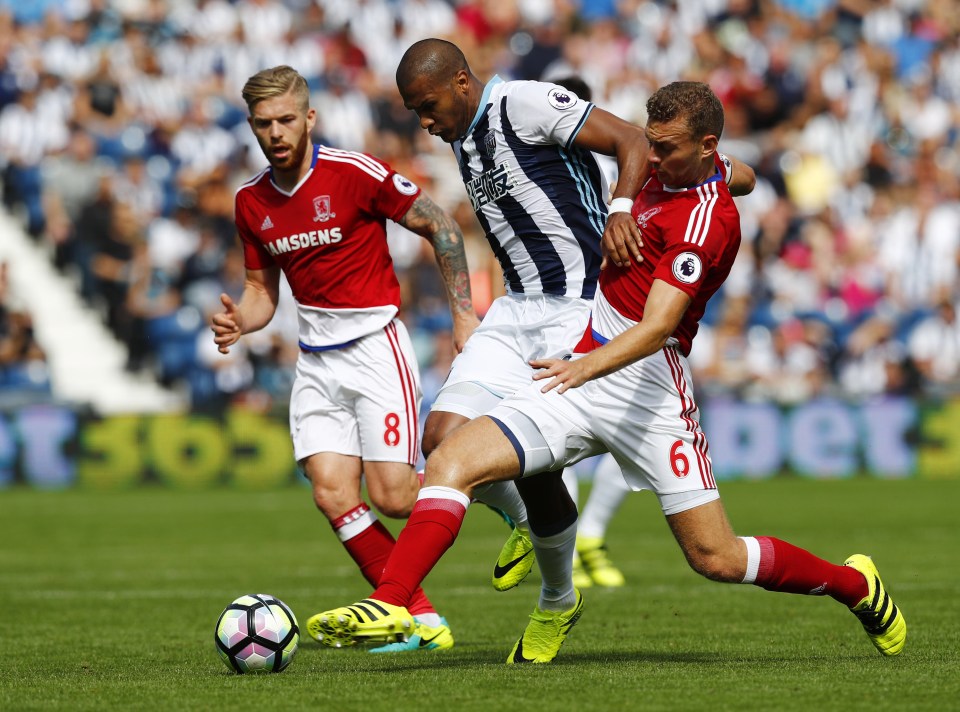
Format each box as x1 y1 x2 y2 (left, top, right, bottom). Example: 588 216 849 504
464 75 504 139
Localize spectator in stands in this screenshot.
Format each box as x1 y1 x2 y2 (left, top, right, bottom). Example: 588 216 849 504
878 184 960 314
746 318 831 404
689 295 754 396
0 85 67 236
908 300 960 392
0 261 50 393
0 0 957 404
112 154 165 222
89 199 142 344
40 126 107 270
837 315 917 397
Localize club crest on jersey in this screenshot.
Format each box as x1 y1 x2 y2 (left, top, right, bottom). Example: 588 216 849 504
393 173 419 195
672 252 703 284
483 130 497 159
636 206 661 228
547 87 577 110
312 195 333 222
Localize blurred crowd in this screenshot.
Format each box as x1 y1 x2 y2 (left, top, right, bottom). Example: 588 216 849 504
1 0 959 414
0 260 50 400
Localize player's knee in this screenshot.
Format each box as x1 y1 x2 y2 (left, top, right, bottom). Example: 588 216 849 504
684 548 743 583
310 484 351 519
364 472 418 519
370 494 413 520
423 444 474 491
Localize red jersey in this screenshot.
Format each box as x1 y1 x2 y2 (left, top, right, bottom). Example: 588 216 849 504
596 160 741 356
235 145 420 347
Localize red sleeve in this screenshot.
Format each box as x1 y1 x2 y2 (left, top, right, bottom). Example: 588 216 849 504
336 152 421 222
651 194 729 298
371 168 421 222
652 241 711 299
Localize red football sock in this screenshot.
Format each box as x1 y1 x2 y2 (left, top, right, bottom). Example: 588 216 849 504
754 536 868 607
372 491 468 607
331 503 435 616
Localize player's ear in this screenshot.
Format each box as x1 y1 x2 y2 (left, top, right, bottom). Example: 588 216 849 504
454 69 470 94
306 107 317 132
701 134 718 160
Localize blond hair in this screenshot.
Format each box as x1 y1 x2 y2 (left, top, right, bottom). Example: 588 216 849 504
241 65 310 113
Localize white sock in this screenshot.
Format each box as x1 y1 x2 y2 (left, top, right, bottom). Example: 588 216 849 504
531 520 578 611
413 612 442 627
578 454 630 540
740 536 761 584
472 480 528 528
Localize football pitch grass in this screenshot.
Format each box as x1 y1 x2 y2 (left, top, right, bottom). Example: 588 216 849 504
1 477 957 711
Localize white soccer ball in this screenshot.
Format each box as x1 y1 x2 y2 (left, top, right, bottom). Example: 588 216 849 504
215 594 299 673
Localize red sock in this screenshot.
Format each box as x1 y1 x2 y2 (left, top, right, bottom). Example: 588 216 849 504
331 503 436 616
372 493 468 607
754 536 868 607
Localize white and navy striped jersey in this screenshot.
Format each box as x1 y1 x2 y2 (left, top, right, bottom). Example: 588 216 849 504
453 76 608 299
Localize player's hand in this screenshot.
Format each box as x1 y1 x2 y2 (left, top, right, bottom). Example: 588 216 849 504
452 311 480 353
530 356 593 394
211 293 243 354
601 211 643 269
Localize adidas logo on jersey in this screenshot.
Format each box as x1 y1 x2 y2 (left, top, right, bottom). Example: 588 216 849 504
261 215 274 231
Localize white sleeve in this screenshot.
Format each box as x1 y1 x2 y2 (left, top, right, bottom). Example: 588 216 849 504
503 80 594 149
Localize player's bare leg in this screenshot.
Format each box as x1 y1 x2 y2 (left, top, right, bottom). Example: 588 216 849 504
314 416 585 661
313 416 525 643
304 452 365 520
303 453 446 648
665 498 906 655
423 409 534 591
362 460 420 519
422 410 529 528
665 498 745 582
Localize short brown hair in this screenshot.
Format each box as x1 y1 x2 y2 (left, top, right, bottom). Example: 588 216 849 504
242 65 310 113
646 81 724 140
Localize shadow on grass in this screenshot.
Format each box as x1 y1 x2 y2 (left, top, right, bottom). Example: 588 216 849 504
296 643 839 672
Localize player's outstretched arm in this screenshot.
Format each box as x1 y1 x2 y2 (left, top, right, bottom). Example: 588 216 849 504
722 153 756 197
531 279 691 393
399 192 480 352
572 108 650 269
211 266 281 354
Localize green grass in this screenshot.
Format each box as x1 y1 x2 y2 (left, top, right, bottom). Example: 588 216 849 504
1 478 958 711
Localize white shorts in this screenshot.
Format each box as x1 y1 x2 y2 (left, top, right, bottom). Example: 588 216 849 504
289 319 421 465
487 345 718 505
432 293 593 418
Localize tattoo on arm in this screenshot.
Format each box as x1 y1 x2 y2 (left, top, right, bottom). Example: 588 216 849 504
400 194 474 315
